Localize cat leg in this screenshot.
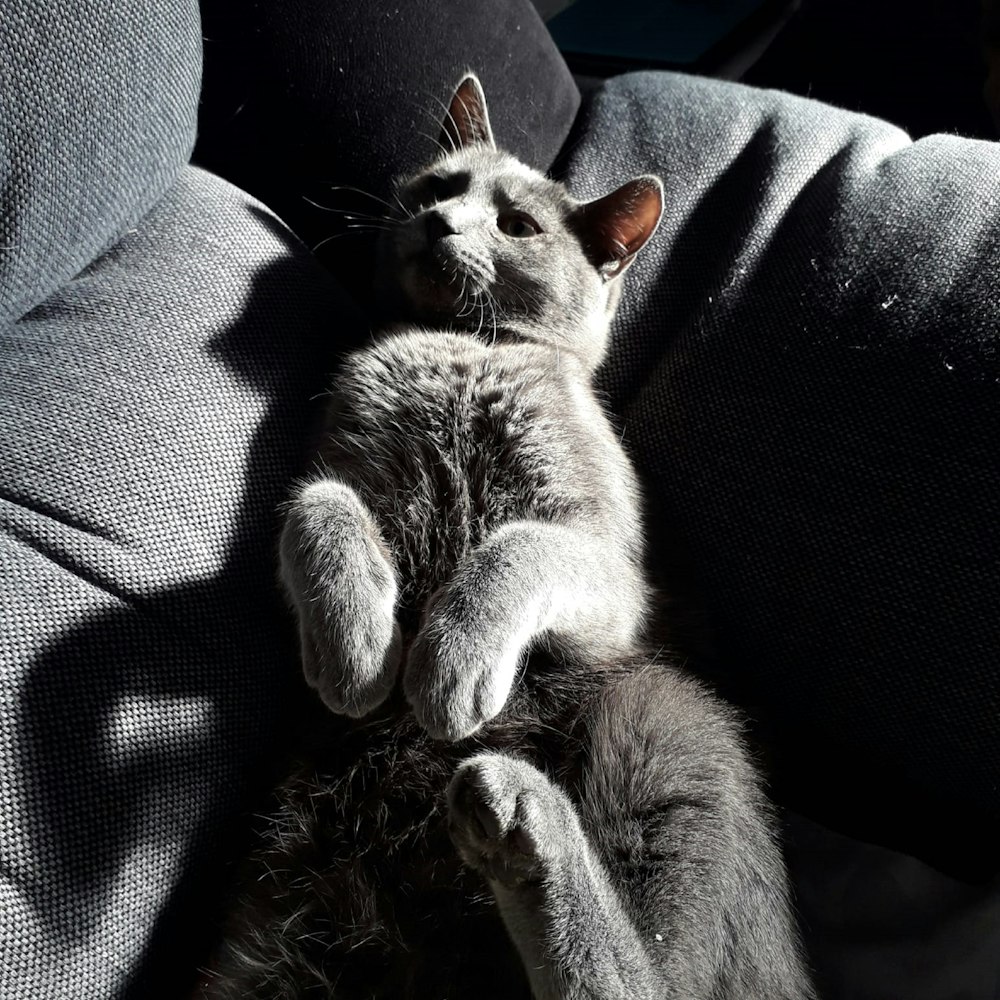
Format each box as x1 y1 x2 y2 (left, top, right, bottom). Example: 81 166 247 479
279 477 401 717
404 519 646 740
578 668 816 1000
448 752 661 1000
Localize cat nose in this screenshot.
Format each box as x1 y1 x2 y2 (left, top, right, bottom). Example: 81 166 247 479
424 211 458 244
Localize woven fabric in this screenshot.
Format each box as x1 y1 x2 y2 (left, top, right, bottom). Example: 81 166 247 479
0 165 363 998
566 72 1000 874
0 0 201 326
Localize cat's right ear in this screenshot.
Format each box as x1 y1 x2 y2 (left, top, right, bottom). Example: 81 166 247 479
571 176 664 280
440 74 495 151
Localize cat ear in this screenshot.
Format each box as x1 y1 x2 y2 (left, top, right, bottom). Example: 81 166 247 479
572 176 664 279
440 74 495 151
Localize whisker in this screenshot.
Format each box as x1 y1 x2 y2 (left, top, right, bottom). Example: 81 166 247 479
426 93 459 154
319 184 400 213
310 231 378 253
458 274 476 318
302 199 398 225
389 187 414 220
488 291 499 345
415 127 451 160
506 276 540 317
472 297 484 339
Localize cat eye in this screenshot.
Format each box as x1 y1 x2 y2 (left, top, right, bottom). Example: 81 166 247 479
498 211 542 238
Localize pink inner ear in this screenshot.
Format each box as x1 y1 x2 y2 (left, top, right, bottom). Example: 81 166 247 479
607 180 663 258
576 178 664 270
443 77 492 149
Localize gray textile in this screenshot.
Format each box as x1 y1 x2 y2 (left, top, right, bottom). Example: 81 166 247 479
0 165 361 998
0 0 201 325
564 71 1000 875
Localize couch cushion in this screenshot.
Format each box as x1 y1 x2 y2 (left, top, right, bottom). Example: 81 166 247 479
564 71 1000 876
0 0 202 326
0 165 363 998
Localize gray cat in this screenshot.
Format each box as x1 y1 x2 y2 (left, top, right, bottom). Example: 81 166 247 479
202 76 816 1000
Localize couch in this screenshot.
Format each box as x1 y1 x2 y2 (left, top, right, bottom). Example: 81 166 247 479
1 1 997 997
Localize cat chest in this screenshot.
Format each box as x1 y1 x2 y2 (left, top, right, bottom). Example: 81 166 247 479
324 355 577 599
335 367 559 520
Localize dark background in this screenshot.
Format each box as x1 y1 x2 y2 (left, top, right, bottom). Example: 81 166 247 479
544 0 996 141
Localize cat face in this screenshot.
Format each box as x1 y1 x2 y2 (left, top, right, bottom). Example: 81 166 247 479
377 76 663 371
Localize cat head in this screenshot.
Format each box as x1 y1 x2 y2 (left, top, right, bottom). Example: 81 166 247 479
376 75 663 371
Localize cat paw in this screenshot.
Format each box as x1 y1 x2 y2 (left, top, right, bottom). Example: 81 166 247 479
299 609 402 718
403 610 521 741
447 753 578 886
281 480 402 718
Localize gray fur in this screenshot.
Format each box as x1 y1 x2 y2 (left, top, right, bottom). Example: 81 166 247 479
204 76 816 999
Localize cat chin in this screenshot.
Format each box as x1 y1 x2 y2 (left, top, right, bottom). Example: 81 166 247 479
397 277 462 323
398 258 464 313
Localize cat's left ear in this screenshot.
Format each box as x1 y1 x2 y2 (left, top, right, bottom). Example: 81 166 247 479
440 74 495 151
571 176 664 280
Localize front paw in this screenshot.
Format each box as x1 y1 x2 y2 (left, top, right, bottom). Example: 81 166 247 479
447 753 576 886
280 480 402 718
298 602 402 719
403 610 522 741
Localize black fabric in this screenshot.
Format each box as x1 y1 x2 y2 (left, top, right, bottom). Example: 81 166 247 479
784 811 1000 998
565 71 1000 877
194 0 580 294
0 0 202 326
0 166 363 998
